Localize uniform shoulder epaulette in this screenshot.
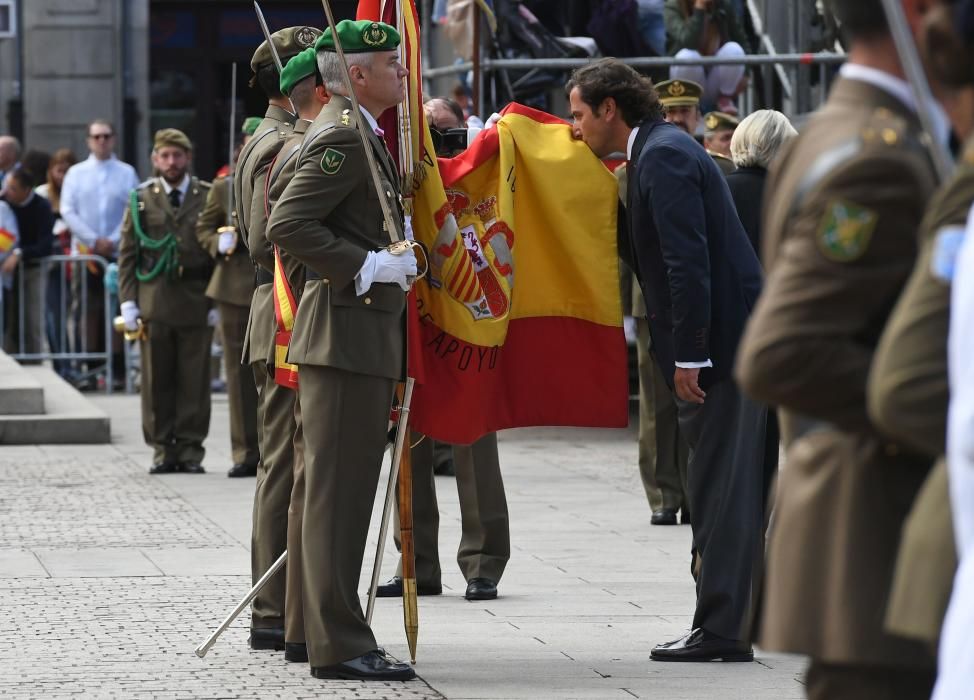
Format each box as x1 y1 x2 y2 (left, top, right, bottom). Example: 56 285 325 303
860 107 916 149
136 178 155 190
196 178 212 190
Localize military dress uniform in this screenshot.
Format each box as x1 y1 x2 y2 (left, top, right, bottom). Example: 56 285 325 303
266 81 409 672
195 176 259 474
703 111 739 176
234 25 319 648
118 130 213 472
735 70 939 697
866 141 974 651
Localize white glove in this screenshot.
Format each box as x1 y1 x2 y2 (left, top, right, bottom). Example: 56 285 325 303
218 230 236 254
356 248 418 294
207 308 220 327
120 300 140 331
484 112 502 129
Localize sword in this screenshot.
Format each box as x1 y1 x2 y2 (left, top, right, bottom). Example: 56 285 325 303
254 1 298 116
221 62 239 257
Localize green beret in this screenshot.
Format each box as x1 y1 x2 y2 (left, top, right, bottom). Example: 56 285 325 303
251 26 322 72
280 47 318 96
153 128 192 152
704 111 741 132
314 20 401 54
654 79 702 108
241 117 263 136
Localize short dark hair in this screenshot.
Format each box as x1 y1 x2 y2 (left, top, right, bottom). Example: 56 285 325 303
255 64 284 99
566 58 660 127
425 97 465 130
87 118 115 137
9 166 36 190
827 0 889 41
289 76 317 114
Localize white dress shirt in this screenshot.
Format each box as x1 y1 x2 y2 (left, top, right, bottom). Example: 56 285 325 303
60 153 139 254
160 173 190 201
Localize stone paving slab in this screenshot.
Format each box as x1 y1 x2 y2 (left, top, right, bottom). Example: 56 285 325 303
0 395 807 699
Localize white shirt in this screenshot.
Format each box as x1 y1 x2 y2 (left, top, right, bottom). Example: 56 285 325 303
60 153 140 254
160 174 190 200
625 124 712 370
933 203 974 700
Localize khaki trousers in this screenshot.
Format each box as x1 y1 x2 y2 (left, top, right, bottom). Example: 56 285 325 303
217 302 259 467
140 321 212 464
250 361 295 629
286 395 306 644
394 432 510 586
299 364 395 667
636 317 690 514
805 661 935 700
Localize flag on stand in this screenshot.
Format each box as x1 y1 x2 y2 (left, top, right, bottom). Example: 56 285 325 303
357 1 628 445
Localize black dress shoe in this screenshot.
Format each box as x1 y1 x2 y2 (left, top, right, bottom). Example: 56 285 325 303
680 509 692 525
651 508 678 525
464 577 498 600
650 628 753 662
311 649 416 681
433 457 456 476
149 461 178 474
284 642 308 662
179 461 206 474
227 462 258 478
376 576 442 598
249 626 285 651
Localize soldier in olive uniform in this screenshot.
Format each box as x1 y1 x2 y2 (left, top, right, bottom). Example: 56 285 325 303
257 46 329 664
196 151 259 478
655 78 703 136
119 129 212 474
868 2 974 657
235 24 320 654
735 1 946 696
266 20 416 682
703 111 739 176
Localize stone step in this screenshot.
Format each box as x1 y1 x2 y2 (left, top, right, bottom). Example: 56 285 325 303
0 352 45 415
0 366 110 444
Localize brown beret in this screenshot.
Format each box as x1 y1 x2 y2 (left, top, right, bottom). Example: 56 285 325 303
250 26 322 72
153 128 192 152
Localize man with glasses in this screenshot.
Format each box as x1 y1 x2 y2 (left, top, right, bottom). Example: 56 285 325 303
60 119 139 386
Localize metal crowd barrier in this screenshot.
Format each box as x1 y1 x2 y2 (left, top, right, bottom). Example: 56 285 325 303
0 253 116 394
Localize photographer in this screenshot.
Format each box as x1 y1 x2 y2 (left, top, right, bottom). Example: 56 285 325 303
665 0 750 114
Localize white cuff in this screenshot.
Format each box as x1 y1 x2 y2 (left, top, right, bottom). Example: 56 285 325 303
120 300 138 314
355 250 377 296
675 360 713 369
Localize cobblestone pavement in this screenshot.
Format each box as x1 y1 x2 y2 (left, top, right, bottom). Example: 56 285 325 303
0 395 806 699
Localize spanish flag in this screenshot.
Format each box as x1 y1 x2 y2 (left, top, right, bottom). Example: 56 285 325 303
0 227 15 254
273 246 299 390
359 1 628 444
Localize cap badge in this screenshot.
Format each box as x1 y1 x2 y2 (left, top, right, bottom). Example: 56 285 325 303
669 81 686 97
363 22 388 47
295 27 317 48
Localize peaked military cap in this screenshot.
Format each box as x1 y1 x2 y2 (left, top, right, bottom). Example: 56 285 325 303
153 128 192 152
704 111 741 132
314 19 401 54
654 79 703 108
241 116 263 136
251 26 322 72
280 47 318 96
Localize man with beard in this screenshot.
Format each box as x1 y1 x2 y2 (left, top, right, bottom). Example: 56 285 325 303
655 78 703 135
119 129 213 475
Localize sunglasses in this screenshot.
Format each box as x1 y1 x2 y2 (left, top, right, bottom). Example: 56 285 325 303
89 133 114 140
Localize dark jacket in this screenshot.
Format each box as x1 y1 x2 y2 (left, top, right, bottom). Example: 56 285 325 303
725 165 766 258
625 118 762 390
8 192 55 262
664 0 750 55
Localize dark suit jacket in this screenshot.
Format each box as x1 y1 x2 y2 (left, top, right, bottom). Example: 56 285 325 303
626 118 762 390
725 165 766 259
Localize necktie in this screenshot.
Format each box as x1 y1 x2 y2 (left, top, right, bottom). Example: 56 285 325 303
169 189 181 209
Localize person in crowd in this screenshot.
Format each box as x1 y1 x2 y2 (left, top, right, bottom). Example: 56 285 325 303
0 135 21 196
725 109 796 255
266 19 417 682
665 0 750 114
735 0 950 696
20 151 50 186
378 96 511 604
702 110 739 175
655 78 703 135
60 119 139 387
118 129 212 475
637 0 668 56
36 148 78 378
569 57 766 662
1 167 55 358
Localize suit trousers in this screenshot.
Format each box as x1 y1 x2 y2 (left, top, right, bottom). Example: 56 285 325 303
286 395 306 644
299 364 395 667
3 265 45 356
676 378 765 641
140 321 212 464
637 318 690 514
806 660 935 700
394 432 510 585
250 360 295 629
217 302 259 467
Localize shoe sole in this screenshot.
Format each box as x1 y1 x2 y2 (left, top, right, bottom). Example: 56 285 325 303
250 639 286 651
465 593 497 601
285 650 308 663
310 669 416 681
651 652 753 662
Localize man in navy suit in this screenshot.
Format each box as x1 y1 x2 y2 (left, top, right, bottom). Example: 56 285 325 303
568 58 767 662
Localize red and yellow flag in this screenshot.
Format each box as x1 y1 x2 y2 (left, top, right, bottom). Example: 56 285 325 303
358 1 628 444
0 227 16 253
272 246 299 390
